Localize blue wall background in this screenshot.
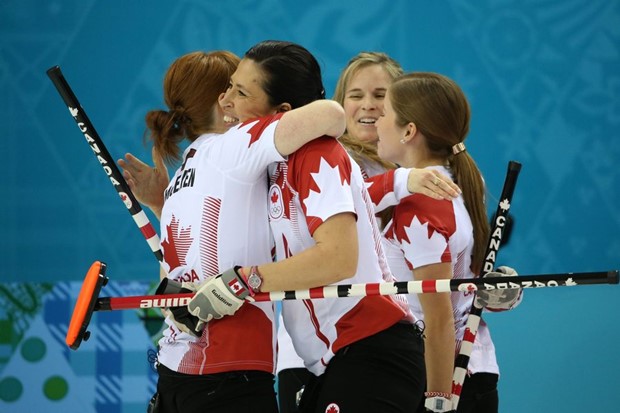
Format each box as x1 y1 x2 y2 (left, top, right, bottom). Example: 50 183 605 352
1 0 619 412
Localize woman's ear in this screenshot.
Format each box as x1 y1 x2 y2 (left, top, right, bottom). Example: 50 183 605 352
405 122 417 138
401 122 417 144
276 102 292 113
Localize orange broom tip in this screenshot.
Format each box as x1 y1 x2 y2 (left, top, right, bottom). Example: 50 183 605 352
65 261 107 350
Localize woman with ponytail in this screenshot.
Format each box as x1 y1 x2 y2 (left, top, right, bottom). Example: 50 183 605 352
119 45 348 413
375 72 515 413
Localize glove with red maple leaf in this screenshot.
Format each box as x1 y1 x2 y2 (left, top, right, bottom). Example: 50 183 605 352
474 266 523 311
156 278 203 337
188 267 250 322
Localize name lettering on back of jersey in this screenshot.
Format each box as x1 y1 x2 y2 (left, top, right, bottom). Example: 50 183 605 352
164 168 196 200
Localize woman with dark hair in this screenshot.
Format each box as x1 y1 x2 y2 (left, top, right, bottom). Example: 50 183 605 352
188 41 427 413
125 41 459 413
273 50 462 413
119 45 346 413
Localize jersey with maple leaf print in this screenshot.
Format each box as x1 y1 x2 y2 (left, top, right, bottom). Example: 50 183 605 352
268 137 413 375
382 165 499 376
364 168 412 212
157 114 286 376
275 166 412 374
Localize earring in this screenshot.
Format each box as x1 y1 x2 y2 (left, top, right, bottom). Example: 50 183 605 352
400 138 406 144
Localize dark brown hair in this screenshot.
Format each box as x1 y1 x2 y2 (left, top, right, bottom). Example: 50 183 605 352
244 40 325 109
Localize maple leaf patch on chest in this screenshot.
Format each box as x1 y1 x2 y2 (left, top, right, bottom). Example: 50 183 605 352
269 184 284 220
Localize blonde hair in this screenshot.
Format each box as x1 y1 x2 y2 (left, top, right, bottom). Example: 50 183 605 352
145 51 240 164
333 52 404 171
390 72 490 269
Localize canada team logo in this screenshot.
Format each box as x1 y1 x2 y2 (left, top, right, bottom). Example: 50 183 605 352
458 283 477 293
269 184 283 220
119 191 132 209
325 403 340 413
228 278 247 296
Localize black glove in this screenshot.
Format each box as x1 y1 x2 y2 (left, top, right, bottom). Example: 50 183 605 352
156 278 203 337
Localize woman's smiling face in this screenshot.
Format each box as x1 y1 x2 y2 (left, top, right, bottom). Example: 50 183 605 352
342 64 392 145
219 58 278 123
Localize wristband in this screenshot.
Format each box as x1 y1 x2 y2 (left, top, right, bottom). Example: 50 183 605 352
424 392 452 399
235 267 255 297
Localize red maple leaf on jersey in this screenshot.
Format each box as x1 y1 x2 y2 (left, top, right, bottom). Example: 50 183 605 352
161 214 193 271
302 139 352 197
271 189 279 204
390 194 454 245
241 113 283 147
291 138 352 228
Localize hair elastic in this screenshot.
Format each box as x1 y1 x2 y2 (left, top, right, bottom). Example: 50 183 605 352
452 142 466 155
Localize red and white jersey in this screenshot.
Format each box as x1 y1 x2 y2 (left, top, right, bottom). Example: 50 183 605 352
365 168 411 212
268 137 411 376
275 313 305 374
157 114 285 375
274 163 411 374
381 165 499 375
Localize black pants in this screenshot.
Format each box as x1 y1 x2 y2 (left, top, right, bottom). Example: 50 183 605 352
154 364 278 413
299 322 426 413
278 367 313 413
456 373 498 413
414 372 499 413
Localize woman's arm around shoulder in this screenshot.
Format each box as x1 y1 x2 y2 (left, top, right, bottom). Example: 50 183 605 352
274 100 345 156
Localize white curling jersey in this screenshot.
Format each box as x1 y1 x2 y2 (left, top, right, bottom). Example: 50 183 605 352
380 165 499 376
268 137 411 376
157 114 285 375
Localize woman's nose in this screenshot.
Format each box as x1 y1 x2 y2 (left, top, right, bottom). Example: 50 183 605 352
219 91 232 107
361 96 377 110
